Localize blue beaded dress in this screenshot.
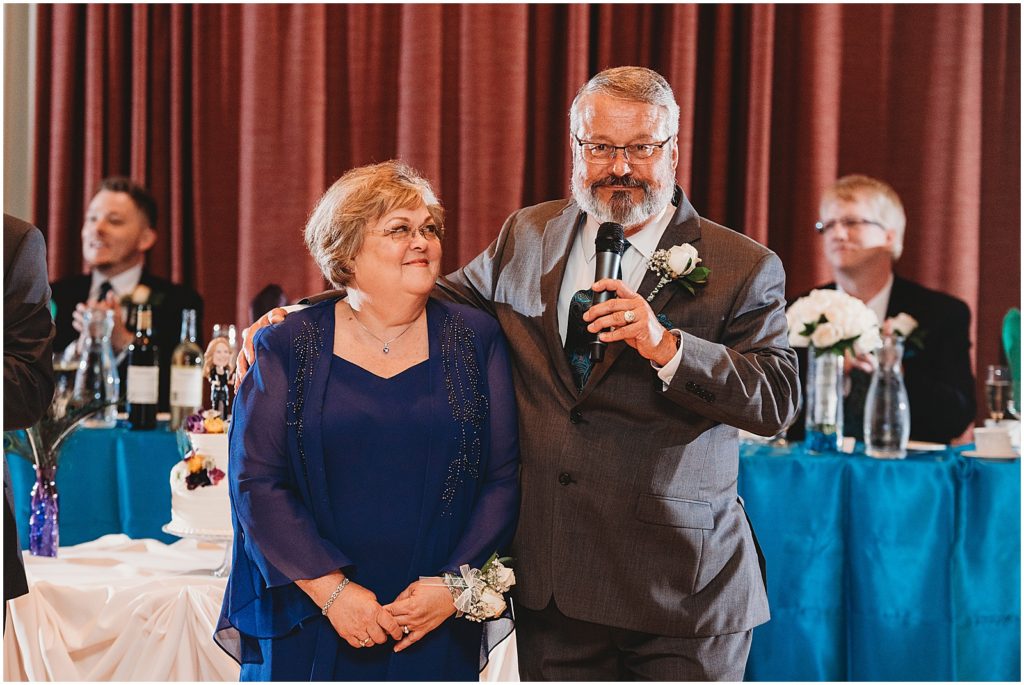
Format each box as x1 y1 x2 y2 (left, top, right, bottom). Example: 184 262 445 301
215 298 519 681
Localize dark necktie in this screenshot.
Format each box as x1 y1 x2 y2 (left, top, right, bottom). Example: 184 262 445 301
563 240 630 391
96 281 114 302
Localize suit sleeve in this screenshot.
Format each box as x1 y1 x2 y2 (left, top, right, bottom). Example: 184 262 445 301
904 298 976 442
662 251 801 436
442 326 520 571
436 211 521 313
3 226 56 430
230 325 353 588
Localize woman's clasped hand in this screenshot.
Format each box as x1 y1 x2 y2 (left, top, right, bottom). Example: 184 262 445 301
321 577 455 651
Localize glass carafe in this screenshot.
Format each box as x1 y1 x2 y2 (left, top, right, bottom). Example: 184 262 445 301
72 308 121 427
864 333 911 458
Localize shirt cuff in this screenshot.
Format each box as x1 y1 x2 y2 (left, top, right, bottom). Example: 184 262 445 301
653 329 684 390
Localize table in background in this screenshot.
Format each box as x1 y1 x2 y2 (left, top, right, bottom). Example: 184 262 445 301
3 535 239 681
5 427 1020 680
6 422 181 548
739 442 1020 681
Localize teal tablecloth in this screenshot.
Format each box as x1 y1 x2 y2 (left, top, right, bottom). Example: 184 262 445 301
739 442 1020 681
6 421 181 548
5 430 1020 680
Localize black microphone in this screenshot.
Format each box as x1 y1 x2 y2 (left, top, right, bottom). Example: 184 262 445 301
589 222 627 362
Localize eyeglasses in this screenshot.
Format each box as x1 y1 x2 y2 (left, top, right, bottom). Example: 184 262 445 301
368 224 443 243
815 217 886 234
572 134 673 164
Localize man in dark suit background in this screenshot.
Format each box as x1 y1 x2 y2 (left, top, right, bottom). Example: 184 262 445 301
49 177 203 412
788 174 976 444
4 214 56 612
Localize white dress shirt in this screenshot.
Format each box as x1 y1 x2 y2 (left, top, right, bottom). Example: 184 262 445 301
90 263 143 302
557 204 687 388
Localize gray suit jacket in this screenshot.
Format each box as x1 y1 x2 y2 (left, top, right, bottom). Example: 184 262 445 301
440 189 799 637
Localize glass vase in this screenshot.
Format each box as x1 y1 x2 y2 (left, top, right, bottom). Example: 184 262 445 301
28 464 59 557
805 344 844 452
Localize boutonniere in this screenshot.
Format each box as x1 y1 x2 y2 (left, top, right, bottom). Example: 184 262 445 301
884 312 926 351
122 284 152 305
646 244 709 301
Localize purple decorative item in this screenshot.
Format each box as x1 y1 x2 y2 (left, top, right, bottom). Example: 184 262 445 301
28 464 59 557
185 413 207 433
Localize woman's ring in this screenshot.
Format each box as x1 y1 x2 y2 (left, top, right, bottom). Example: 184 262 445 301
623 310 637 323
402 625 410 635
359 637 370 647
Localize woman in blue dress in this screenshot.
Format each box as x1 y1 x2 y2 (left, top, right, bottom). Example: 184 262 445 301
215 161 520 681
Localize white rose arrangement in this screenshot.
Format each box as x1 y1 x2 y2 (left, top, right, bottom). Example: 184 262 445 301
786 289 881 356
646 243 709 301
428 553 516 622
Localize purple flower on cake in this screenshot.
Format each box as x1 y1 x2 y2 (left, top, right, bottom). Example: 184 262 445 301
185 413 207 433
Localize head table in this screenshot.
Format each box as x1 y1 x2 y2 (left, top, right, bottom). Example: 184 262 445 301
4 424 1019 681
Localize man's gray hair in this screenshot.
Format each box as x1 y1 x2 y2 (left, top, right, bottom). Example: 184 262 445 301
569 66 680 138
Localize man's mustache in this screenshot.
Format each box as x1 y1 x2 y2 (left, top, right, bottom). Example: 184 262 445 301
590 175 649 191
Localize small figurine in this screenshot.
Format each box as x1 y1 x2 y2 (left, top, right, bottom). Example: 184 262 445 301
204 336 236 419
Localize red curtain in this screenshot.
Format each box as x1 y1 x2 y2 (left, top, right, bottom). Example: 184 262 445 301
32 3 1020 423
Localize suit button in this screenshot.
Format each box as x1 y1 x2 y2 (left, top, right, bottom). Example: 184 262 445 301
569 409 583 424
558 472 574 486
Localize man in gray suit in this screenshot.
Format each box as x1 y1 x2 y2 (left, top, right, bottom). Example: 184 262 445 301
240 67 799 680
440 66 798 680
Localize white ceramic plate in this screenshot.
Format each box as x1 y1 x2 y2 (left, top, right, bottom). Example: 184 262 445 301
906 440 947 452
961 450 1020 460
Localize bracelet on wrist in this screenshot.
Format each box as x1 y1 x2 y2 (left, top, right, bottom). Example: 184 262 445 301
321 577 350 616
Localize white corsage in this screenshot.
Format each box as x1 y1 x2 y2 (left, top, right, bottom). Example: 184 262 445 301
425 553 515 622
646 244 709 301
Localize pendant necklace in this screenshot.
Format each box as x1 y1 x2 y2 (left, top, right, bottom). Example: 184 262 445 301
351 310 419 354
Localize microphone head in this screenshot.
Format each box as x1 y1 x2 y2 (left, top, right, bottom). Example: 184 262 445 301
595 222 627 255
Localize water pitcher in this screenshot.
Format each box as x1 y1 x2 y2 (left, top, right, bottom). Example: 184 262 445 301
864 333 911 458
72 308 120 427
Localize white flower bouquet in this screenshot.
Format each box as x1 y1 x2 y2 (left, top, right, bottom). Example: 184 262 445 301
786 289 881 356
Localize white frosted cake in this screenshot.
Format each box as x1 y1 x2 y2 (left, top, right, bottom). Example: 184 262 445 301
167 416 232 536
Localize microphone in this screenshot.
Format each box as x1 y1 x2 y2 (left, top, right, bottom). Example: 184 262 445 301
589 222 627 362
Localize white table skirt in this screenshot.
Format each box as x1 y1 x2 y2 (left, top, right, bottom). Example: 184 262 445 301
3 534 519 681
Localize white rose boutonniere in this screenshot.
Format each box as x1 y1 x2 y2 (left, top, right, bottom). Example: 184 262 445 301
883 312 926 351
130 284 151 305
646 243 709 301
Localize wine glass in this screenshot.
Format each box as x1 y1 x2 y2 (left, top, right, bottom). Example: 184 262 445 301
985 365 1015 422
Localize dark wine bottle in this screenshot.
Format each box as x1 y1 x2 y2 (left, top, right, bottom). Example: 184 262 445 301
127 304 159 430
169 309 204 430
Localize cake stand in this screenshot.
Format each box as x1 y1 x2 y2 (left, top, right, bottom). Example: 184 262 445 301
161 523 233 577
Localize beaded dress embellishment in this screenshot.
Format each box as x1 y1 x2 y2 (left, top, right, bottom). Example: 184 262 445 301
287 321 323 485
439 312 489 515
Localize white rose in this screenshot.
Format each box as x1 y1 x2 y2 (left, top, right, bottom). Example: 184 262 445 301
666 244 700 277
477 587 507 619
886 313 918 337
853 326 883 356
490 565 516 593
810 322 842 349
131 284 151 304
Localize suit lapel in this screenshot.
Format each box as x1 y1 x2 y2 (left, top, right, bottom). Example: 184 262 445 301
541 204 586 397
579 189 702 397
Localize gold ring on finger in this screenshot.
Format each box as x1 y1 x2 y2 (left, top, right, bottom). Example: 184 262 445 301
623 310 637 324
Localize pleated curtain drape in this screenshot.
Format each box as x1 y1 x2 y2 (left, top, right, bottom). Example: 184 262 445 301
31 3 1020 422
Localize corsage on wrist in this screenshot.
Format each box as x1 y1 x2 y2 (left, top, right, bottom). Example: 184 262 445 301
424 553 515 622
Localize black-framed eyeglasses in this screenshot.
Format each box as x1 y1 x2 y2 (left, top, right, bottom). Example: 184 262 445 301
572 134 674 164
815 217 886 234
367 223 443 242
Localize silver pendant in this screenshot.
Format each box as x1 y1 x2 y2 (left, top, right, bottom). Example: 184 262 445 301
383 344 390 354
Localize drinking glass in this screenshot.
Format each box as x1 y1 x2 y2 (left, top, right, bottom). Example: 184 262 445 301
986 365 1015 422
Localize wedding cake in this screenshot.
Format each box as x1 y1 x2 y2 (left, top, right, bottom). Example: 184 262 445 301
167 411 232 536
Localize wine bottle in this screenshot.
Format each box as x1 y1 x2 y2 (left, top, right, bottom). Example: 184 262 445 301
127 304 159 430
169 309 204 430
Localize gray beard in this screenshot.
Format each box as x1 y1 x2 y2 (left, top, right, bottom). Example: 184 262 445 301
571 174 675 229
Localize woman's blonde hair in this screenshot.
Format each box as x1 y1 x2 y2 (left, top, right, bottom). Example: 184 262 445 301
203 336 233 376
304 160 444 287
